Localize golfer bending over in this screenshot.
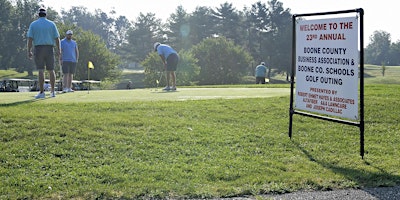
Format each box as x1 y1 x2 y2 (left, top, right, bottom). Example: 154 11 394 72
154 42 179 91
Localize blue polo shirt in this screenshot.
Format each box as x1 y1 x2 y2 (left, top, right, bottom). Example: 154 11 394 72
157 44 177 58
27 17 60 46
61 38 78 62
255 65 267 77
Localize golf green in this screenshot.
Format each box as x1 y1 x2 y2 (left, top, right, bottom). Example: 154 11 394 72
0 88 290 104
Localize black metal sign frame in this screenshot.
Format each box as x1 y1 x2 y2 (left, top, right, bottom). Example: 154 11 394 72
289 8 365 158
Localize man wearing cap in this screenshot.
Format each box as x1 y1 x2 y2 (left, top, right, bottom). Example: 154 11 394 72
255 61 268 84
27 7 61 98
60 30 79 93
153 42 179 91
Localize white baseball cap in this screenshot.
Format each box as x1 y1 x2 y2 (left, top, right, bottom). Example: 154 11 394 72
154 42 160 51
38 7 47 14
66 30 73 35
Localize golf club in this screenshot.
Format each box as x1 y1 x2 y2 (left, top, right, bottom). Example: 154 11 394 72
155 70 163 90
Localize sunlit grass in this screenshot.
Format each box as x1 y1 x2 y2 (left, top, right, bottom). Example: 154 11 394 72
0 84 399 199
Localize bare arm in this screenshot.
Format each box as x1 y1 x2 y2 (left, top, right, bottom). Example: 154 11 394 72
75 45 79 62
159 55 166 67
55 37 61 57
27 38 33 59
55 38 61 65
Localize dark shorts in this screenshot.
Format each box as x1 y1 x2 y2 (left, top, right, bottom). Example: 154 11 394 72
256 77 266 84
34 45 55 70
62 61 77 74
166 53 179 71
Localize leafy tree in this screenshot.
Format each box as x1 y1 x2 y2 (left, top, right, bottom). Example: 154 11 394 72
245 0 291 77
365 30 391 65
73 30 121 81
188 6 215 46
165 6 191 51
388 41 400 66
123 13 163 63
244 1 269 62
264 0 292 75
60 6 131 51
191 36 253 85
0 0 15 70
10 0 60 75
211 2 244 45
175 50 200 86
112 15 132 51
142 52 165 87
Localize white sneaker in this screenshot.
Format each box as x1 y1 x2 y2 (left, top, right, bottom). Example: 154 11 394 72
162 86 170 91
50 92 56 98
35 92 45 99
63 88 68 93
170 86 177 91
67 88 74 92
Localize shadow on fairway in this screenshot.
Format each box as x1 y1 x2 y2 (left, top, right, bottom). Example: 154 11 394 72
0 98 38 107
291 140 400 199
151 90 180 93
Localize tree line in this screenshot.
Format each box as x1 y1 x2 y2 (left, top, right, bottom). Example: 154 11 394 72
0 0 398 86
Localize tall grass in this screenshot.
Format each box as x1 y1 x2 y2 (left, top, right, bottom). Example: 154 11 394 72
0 84 399 199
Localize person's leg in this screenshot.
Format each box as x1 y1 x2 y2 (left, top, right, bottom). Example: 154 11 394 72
68 73 73 90
48 70 56 93
166 53 179 90
38 70 45 93
171 71 176 88
34 46 46 94
43 45 56 94
63 73 68 90
68 62 76 90
62 62 67 91
166 71 171 87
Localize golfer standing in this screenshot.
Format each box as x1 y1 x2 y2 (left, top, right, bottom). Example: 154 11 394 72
60 30 79 93
154 42 179 91
27 7 61 98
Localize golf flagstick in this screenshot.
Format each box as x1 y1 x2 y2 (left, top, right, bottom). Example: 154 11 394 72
88 61 94 94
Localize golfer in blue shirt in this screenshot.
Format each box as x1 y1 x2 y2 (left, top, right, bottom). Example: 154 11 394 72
27 7 61 98
60 30 79 93
154 42 179 91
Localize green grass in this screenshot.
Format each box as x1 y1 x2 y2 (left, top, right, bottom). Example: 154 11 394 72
364 65 400 84
0 88 290 104
0 84 399 199
116 69 145 89
1 64 399 88
0 69 35 79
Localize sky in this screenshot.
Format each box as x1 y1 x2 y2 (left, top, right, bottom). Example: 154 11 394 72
41 0 398 46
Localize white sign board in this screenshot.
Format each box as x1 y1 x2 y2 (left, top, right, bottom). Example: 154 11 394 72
295 17 359 120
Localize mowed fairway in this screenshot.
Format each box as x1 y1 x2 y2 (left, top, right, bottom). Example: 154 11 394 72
0 87 290 104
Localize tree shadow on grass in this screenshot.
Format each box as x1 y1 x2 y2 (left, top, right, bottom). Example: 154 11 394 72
291 140 400 199
0 98 39 107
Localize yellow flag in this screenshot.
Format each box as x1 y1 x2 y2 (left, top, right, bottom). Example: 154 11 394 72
88 61 94 69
